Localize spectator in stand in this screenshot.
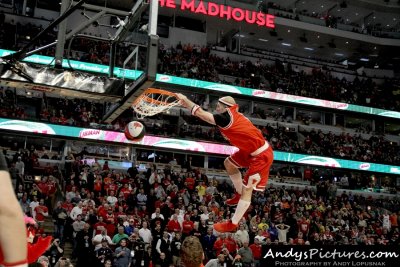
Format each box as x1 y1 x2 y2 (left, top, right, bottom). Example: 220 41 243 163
249 238 262 267
237 241 253 267
180 236 204 267
75 223 94 267
205 253 226 267
202 227 217 261
53 201 68 244
112 226 130 245
114 239 131 267
138 221 152 249
170 232 182 266
177 94 274 233
70 201 83 221
95 239 113 267
155 231 172 261
167 214 182 233
182 214 195 237
276 223 290 243
72 214 86 241
234 223 250 246
92 229 113 251
124 218 135 236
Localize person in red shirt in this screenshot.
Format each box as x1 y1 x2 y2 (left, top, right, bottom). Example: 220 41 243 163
37 177 49 197
225 233 237 254
103 174 113 188
119 184 131 200
298 216 310 237
115 206 127 221
181 215 194 237
61 198 74 214
177 94 274 233
102 161 110 172
293 232 305 245
213 234 230 256
104 208 116 237
93 176 103 196
93 216 108 236
34 199 49 224
167 214 182 233
249 238 262 265
107 182 118 197
185 175 195 192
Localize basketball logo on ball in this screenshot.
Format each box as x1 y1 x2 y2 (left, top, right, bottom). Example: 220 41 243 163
124 121 145 141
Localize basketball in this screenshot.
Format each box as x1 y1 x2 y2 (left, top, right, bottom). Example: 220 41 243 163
124 121 145 141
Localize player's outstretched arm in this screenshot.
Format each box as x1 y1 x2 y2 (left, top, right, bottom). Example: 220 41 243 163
176 93 216 125
0 152 28 267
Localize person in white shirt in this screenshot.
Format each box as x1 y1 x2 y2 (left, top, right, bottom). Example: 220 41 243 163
70 202 83 221
72 214 86 238
200 207 210 222
382 211 391 230
106 191 118 207
138 221 152 248
29 196 39 220
151 208 165 220
276 223 290 243
234 224 249 246
15 157 25 176
92 229 114 251
154 185 166 199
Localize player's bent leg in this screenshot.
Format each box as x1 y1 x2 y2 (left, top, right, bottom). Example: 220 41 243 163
224 157 242 206
214 186 253 233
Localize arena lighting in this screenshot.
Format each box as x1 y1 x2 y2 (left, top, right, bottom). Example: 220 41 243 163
304 47 314 50
360 58 369 62
258 38 269 42
159 0 275 28
282 42 291 46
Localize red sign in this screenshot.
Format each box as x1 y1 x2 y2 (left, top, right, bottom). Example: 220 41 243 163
159 0 275 28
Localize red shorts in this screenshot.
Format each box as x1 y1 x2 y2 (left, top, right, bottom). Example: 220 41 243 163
228 145 273 191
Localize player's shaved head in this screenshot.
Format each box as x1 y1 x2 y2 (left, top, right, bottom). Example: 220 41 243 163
218 96 236 107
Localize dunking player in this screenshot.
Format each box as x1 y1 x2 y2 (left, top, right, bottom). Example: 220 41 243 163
176 94 274 232
0 152 28 267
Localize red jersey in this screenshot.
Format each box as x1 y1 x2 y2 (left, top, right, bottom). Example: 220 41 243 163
93 222 107 235
298 220 310 234
108 183 118 194
34 205 48 222
94 180 102 192
62 202 74 212
167 219 181 232
217 105 265 154
185 177 195 190
120 188 131 199
37 182 49 196
249 243 262 260
182 220 195 234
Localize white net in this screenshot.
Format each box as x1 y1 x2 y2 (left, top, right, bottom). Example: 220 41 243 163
132 89 181 119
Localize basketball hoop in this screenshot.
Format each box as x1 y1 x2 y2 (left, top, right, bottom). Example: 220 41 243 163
132 88 180 118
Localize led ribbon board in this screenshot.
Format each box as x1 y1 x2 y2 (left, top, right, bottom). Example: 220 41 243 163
0 118 398 175
1 49 399 119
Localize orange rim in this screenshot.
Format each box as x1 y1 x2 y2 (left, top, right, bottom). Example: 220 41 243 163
133 88 178 106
